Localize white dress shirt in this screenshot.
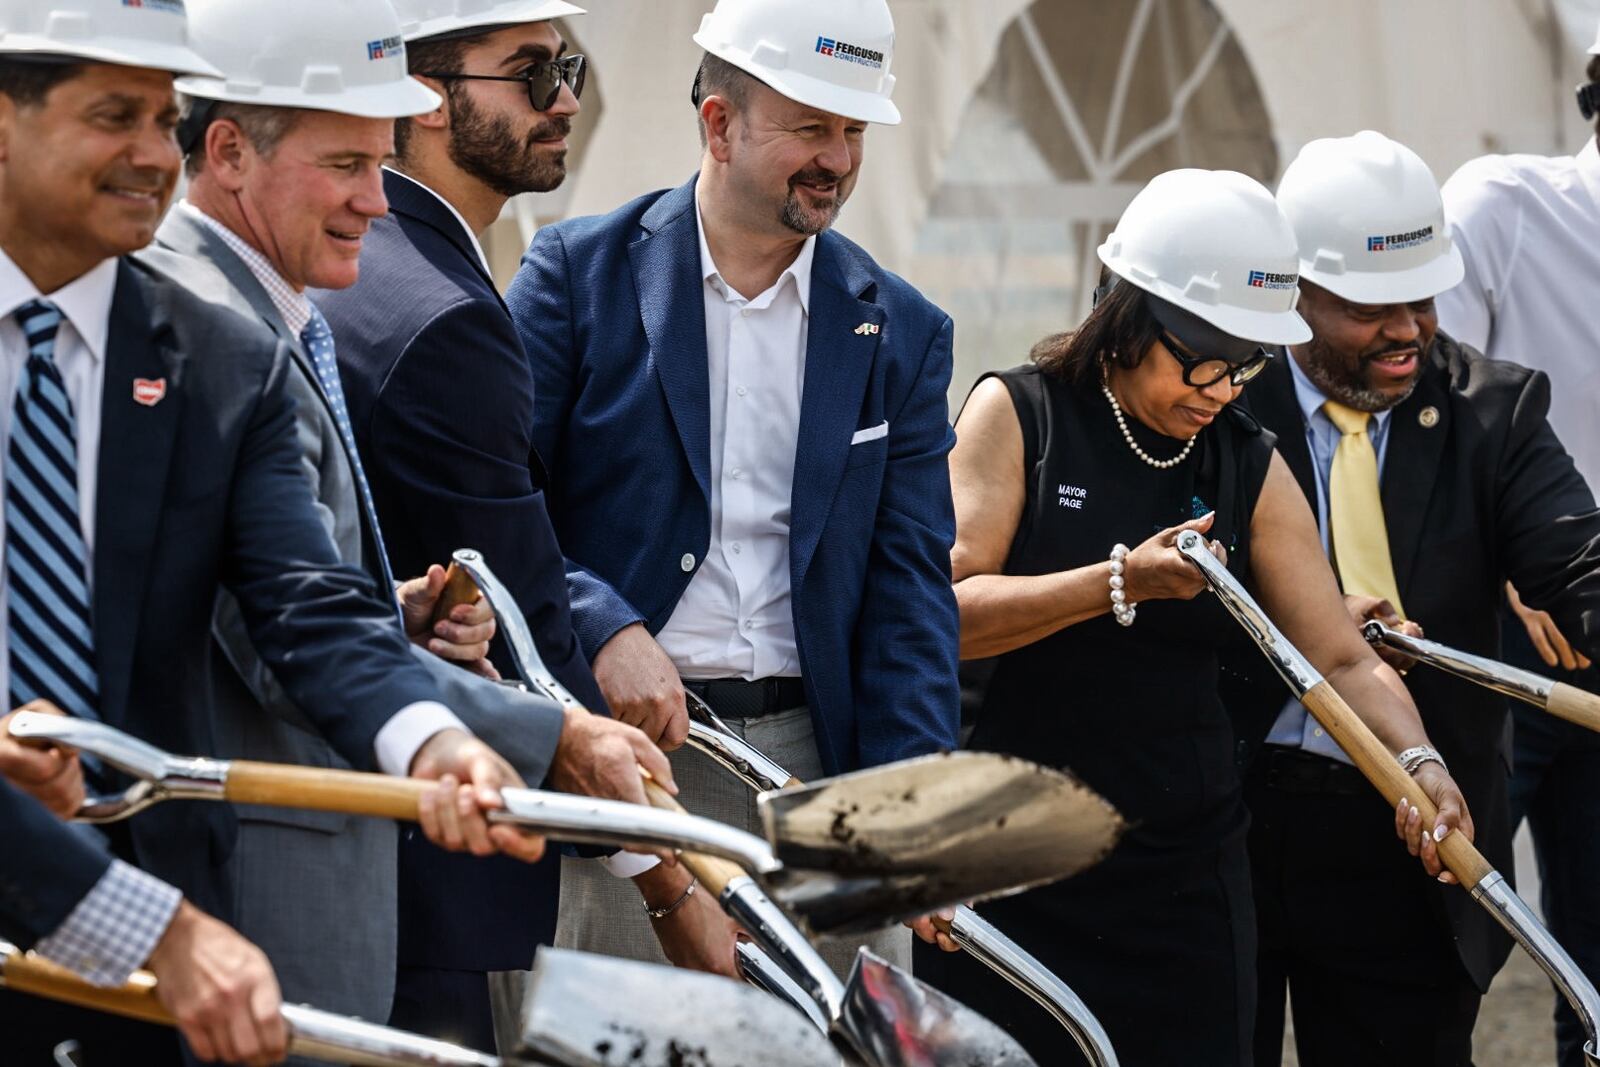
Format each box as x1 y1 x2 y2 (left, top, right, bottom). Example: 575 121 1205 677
656 199 815 681
1437 138 1600 490
1263 357 1393 764
0 248 112 706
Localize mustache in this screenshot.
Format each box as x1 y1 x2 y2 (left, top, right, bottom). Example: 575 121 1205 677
525 116 572 146
788 167 847 191
104 169 169 194
1361 340 1422 362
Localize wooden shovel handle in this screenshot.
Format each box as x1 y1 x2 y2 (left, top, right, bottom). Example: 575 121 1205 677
431 562 483 625
640 776 747 897
1301 681 1494 888
226 761 428 821
2 948 169 1027
1547 682 1600 734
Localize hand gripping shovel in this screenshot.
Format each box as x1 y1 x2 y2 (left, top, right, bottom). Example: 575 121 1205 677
434 550 1098 1065
685 692 1121 1067
1177 530 1600 1065
0 939 842 1067
1363 621 1600 734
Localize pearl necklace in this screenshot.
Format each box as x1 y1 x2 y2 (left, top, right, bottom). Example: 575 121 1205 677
1100 380 1197 470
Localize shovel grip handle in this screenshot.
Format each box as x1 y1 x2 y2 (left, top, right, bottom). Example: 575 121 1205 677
1301 681 1493 888
2 948 169 1027
1547 682 1600 734
640 777 745 897
226 761 428 821
432 562 482 625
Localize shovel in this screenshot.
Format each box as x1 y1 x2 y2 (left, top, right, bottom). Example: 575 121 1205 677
1176 530 1600 1065
1363 621 1600 734
433 550 1070 1065
0 939 842 1067
685 691 1121 1067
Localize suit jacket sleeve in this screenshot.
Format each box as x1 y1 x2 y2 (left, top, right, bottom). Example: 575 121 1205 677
1488 365 1600 656
511 227 648 660
0 778 113 949
220 344 442 769
853 315 962 765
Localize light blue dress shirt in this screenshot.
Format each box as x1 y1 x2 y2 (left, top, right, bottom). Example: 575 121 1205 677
1262 358 1393 763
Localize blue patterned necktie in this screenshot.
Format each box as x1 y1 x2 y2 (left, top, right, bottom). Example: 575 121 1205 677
4 299 100 722
299 303 397 596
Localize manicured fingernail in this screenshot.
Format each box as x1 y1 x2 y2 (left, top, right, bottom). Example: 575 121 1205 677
1433 824 1449 842
1438 873 1451 883
1398 798 1409 814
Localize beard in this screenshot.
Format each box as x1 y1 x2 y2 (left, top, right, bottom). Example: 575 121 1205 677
446 86 570 199
778 167 850 235
1298 334 1422 412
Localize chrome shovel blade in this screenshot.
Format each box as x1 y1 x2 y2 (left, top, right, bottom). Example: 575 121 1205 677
759 751 1123 934
838 950 1034 1066
517 948 843 1067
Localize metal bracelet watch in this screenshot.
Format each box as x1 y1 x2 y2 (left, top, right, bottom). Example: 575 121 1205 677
645 877 697 920
1395 745 1448 776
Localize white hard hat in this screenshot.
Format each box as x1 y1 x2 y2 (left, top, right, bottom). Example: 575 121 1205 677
175 0 440 119
393 0 584 44
693 0 900 126
1098 169 1311 346
1276 130 1464 306
0 0 219 77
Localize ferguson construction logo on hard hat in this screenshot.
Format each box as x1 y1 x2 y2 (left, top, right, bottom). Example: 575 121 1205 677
122 0 185 11
1247 270 1297 291
815 37 885 70
367 35 405 61
1366 226 1435 252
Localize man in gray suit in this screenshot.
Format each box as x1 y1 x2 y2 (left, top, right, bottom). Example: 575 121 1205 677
137 0 675 1045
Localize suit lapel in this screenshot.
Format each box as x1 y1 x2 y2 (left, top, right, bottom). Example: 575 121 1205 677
383 169 500 302
1380 359 1450 605
629 180 711 504
93 262 186 726
790 234 883 584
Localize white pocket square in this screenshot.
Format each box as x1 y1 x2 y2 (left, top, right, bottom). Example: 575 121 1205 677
850 421 889 445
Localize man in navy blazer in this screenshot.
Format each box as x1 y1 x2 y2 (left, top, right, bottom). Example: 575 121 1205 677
506 0 960 971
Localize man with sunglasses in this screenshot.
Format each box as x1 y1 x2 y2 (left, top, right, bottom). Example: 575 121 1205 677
312 1 739 1048
1223 131 1600 1066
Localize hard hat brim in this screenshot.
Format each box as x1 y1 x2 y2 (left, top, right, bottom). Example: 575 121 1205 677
1299 246 1466 307
693 33 901 126
402 0 586 43
1101 259 1313 346
175 74 443 120
0 35 221 79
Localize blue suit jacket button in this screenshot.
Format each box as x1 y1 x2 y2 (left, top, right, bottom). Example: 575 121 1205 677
680 553 695 572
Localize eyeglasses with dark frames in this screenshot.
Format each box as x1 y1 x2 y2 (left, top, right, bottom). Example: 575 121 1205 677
416 54 586 112
1161 331 1274 388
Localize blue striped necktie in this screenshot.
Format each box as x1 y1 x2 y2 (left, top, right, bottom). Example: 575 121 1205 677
300 303 397 596
5 299 100 721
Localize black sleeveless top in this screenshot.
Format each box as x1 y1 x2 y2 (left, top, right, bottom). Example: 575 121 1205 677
971 364 1276 843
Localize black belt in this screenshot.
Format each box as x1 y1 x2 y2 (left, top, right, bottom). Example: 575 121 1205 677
684 677 806 720
1253 744 1369 797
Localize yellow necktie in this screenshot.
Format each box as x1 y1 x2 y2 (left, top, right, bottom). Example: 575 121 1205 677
1323 400 1405 617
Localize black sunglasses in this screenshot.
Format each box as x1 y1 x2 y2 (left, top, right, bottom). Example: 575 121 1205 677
417 54 586 112
1161 331 1274 388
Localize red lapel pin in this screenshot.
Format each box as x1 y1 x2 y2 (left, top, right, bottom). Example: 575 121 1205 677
132 378 167 407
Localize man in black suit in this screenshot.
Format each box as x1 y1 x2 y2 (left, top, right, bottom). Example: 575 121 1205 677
1224 131 1600 1066
313 1 735 1047
0 7 570 1060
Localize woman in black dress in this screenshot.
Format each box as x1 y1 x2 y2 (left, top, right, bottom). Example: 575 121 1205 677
914 170 1473 1065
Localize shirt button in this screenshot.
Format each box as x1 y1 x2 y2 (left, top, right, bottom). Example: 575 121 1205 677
743 620 754 631
680 553 695 572
1313 728 1324 738
731 467 744 479
736 386 748 397
731 542 742 554
741 308 751 317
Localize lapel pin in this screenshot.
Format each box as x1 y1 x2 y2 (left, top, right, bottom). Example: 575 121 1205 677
132 377 167 407
854 322 880 336
1418 405 1439 428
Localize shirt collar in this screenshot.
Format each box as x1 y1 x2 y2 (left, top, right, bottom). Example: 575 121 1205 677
1289 351 1393 435
0 245 118 363
180 201 312 338
382 166 493 278
695 194 815 314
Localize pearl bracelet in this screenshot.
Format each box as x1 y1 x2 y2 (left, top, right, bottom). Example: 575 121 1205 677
1396 745 1448 776
1109 544 1136 627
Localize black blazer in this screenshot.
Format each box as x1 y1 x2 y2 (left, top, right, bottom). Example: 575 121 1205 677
92 258 441 919
1223 334 1600 988
313 172 598 972
0 778 113 950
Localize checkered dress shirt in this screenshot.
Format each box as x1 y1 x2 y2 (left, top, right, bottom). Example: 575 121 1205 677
32 859 181 987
